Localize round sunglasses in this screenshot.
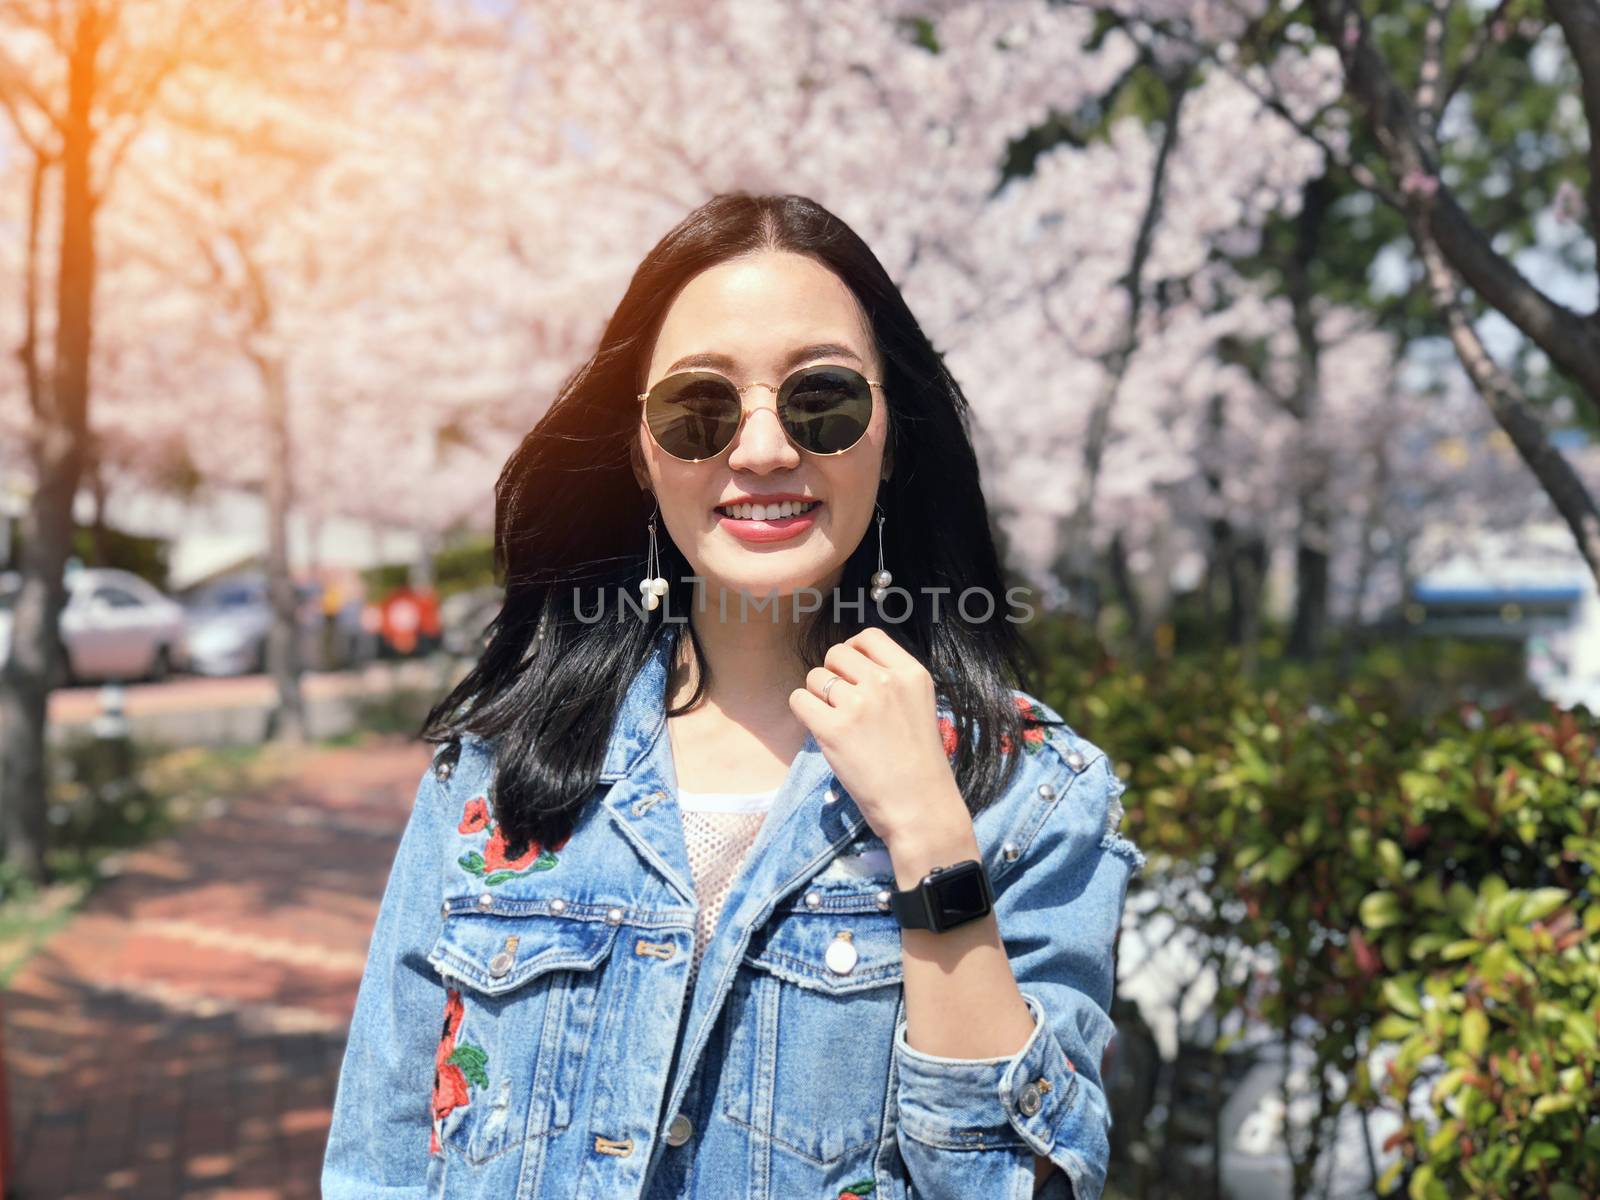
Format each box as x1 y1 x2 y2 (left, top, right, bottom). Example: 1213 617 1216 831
637 364 882 463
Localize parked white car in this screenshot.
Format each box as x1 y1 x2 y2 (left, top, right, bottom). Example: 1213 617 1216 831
0 566 188 684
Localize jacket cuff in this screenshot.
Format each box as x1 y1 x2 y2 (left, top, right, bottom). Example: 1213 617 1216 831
893 991 1103 1198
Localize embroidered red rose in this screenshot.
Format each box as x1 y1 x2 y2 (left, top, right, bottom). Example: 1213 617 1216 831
483 827 542 874
430 989 469 1154
457 807 572 885
457 796 489 834
430 988 491 1155
836 1181 876 1199
937 715 958 759
997 695 1048 756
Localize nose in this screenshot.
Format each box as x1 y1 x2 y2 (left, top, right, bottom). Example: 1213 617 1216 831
725 384 800 472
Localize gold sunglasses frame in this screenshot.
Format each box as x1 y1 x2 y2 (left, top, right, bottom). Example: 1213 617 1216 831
636 366 885 463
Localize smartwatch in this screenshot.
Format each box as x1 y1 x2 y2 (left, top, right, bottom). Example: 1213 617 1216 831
888 859 995 932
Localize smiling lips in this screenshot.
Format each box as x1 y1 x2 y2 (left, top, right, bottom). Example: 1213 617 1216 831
714 498 823 543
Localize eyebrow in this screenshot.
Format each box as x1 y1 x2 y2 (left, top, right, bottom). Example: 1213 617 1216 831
665 342 865 376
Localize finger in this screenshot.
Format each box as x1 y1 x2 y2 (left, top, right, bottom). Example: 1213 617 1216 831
847 626 911 668
822 642 879 685
790 684 843 731
804 665 850 702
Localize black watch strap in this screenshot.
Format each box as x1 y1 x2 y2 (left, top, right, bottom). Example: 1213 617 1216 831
888 858 994 933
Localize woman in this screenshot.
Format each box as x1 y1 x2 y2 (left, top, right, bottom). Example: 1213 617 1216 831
322 193 1144 1200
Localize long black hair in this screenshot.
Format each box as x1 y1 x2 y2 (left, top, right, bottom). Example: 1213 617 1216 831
422 192 1059 855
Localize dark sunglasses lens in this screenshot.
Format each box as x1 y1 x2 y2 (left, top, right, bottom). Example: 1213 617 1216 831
780 366 874 453
645 373 742 460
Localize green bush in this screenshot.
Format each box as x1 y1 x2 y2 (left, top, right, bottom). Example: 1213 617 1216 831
1021 613 1598 1197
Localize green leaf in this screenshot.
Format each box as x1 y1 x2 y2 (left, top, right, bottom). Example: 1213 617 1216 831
447 1043 490 1089
458 851 485 875
1407 1163 1444 1200
1382 977 1422 1019
1377 1160 1404 1194
1440 938 1480 961
1373 1013 1418 1040
1426 1119 1460 1157
1533 1094 1577 1117
1264 845 1300 884
1460 1008 1488 1059
1376 838 1404 879
1517 887 1568 924
1550 1185 1584 1200
1524 1142 1560 1168
483 871 517 885
1361 891 1403 931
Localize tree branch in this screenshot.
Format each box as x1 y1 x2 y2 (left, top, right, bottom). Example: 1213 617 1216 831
1547 0 1600 245
1311 0 1600 398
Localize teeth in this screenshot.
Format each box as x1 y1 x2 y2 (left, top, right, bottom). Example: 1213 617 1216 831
718 500 820 520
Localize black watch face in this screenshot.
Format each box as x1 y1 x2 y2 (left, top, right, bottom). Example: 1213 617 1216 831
931 863 990 924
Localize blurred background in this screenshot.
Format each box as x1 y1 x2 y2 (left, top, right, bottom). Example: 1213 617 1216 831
0 1 1596 1198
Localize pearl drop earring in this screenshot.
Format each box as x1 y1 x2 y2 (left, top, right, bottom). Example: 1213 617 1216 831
869 504 892 601
639 500 670 611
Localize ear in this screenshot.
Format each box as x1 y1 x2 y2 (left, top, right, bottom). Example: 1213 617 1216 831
629 436 651 493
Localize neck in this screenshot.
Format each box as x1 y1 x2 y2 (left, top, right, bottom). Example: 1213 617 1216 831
667 590 815 718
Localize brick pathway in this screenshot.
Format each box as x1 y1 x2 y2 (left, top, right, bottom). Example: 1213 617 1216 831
2 739 432 1200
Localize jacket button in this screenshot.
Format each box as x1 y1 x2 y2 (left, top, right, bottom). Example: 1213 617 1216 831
550 899 567 914
665 1113 694 1146
824 932 858 974
1002 842 1020 862
876 889 892 910
477 892 494 910
1065 750 1087 771
822 787 839 804
605 907 624 924
1017 1081 1043 1116
440 900 451 918
488 951 513 978
804 892 821 909
1036 782 1056 801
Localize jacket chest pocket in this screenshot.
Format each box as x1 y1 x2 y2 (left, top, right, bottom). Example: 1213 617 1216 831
721 897 904 1171
427 911 621 1170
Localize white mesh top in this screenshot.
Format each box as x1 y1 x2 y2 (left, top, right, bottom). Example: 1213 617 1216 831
677 785 779 992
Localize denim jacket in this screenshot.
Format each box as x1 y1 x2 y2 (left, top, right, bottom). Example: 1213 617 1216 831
322 631 1145 1200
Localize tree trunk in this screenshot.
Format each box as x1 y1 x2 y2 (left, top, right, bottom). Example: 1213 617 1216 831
1107 530 1147 650
258 353 307 742
1285 175 1332 660
0 7 102 883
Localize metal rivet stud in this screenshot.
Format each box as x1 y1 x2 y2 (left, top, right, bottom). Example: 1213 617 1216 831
804 892 821 909
876 889 892 910
1018 1081 1043 1116
822 788 839 804
605 906 624 924
489 951 513 978
1036 782 1056 801
440 900 451 919
665 1113 694 1146
477 892 494 910
1065 750 1087 772
550 899 567 914
1002 842 1020 862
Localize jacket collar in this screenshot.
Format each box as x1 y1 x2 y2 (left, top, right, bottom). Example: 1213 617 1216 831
596 627 866 909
